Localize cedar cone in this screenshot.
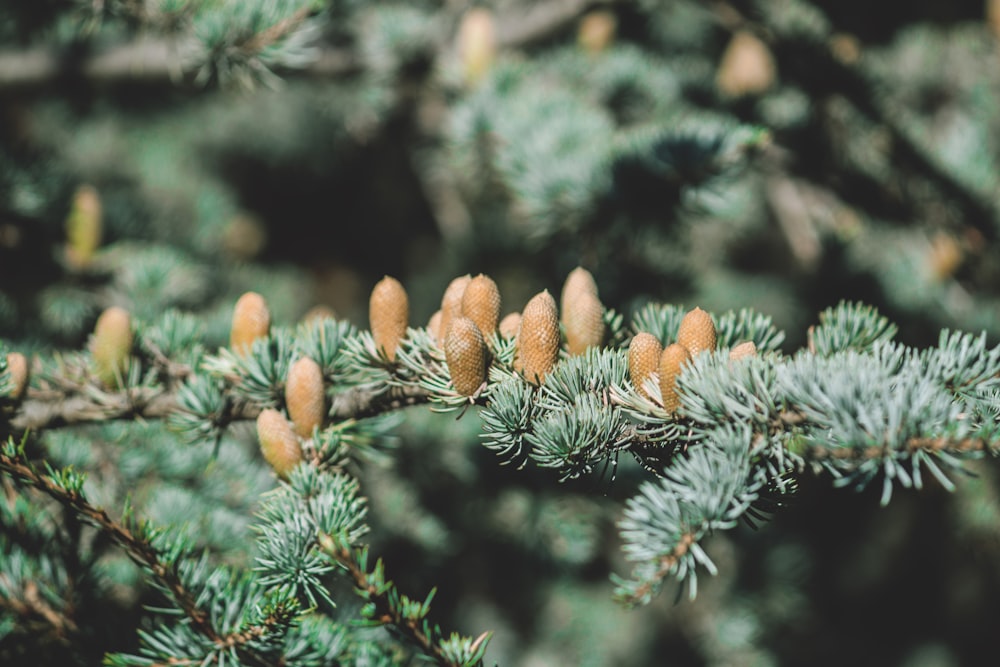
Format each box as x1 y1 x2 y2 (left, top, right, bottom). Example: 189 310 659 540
427 310 443 341
65 184 102 269
499 312 521 339
5 352 29 400
676 307 717 357
230 292 271 354
514 290 560 385
437 274 472 346
285 356 326 438
716 30 775 98
369 276 409 362
659 343 690 414
461 273 501 339
729 341 758 361
561 267 605 354
90 306 132 387
444 316 488 396
256 409 303 480
628 333 662 400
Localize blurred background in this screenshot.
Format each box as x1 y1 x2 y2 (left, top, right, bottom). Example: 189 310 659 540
2 0 1000 665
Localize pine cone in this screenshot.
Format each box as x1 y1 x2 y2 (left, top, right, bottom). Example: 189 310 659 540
256 409 303 480
561 267 605 355
230 292 271 354
716 30 775 98
499 312 521 339
285 356 326 438
628 333 662 400
676 307 717 357
90 306 132 387
514 290 560 385
444 316 488 396
461 273 501 339
729 341 758 361
457 7 495 85
437 274 472 346
65 184 102 269
5 352 29 400
369 276 409 362
427 310 443 341
659 343 690 414
301 305 336 324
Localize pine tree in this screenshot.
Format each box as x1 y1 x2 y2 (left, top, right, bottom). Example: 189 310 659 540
3 1 1000 665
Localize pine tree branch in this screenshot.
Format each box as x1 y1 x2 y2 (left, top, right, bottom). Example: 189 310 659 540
0 443 299 666
6 382 431 433
320 538 487 667
0 575 79 641
713 1 1000 242
0 448 217 640
0 39 358 93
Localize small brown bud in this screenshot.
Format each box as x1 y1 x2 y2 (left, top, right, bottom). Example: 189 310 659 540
562 268 604 356
457 7 496 85
65 184 102 269
578 9 617 54
716 30 775 98
498 312 521 339
676 307 717 357
659 343 690 414
427 310 443 341
301 304 336 323
90 306 132 387
5 352 29 400
444 316 488 397
285 357 326 438
628 333 662 400
230 292 271 354
561 266 599 303
369 276 409 362
461 274 501 339
729 341 758 361
514 290 560 385
256 409 303 480
437 274 472 346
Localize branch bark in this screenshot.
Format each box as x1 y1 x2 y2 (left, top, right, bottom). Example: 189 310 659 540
6 382 431 433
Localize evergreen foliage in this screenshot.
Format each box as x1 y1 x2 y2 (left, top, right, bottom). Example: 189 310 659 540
4 1 1000 665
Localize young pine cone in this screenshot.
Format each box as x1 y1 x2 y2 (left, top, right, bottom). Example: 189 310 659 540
514 290 560 385
369 276 409 362
498 312 521 339
444 316 488 397
729 341 758 361
285 356 326 438
90 306 132 387
256 409 303 480
628 333 662 400
437 274 472 346
5 352 29 400
230 292 271 354
461 273 501 339
676 307 717 357
561 267 605 355
659 343 690 414
427 310 443 342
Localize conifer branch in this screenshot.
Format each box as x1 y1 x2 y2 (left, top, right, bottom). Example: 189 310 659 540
319 536 489 667
0 441 290 667
7 382 431 433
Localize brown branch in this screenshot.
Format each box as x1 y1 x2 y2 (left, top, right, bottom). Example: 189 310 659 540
621 530 697 606
7 381 431 433
0 449 216 640
0 447 288 666
0 39 358 94
323 540 483 667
